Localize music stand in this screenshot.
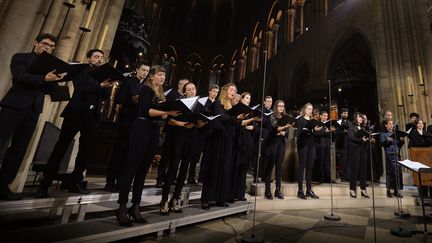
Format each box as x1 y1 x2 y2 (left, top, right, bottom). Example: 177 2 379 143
398 160 432 237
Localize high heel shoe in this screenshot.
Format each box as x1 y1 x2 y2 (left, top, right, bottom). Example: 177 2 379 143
169 198 183 213
116 204 132 226
128 203 147 223
160 200 169 216
361 190 370 198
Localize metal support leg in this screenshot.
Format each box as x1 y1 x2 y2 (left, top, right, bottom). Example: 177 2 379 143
76 204 87 222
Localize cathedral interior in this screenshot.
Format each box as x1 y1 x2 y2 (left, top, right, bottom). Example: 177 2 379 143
0 0 431 242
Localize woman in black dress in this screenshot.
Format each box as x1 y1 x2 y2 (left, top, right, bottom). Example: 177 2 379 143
201 83 244 209
296 103 322 199
116 65 179 226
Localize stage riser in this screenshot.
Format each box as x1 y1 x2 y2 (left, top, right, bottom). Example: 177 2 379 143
253 196 416 211
249 183 415 197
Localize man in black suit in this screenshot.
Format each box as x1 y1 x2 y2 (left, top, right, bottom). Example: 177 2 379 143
36 49 112 197
0 33 66 200
336 108 351 181
104 62 150 192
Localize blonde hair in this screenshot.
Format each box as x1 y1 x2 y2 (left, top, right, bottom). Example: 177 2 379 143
219 83 237 110
146 65 166 102
300 102 313 118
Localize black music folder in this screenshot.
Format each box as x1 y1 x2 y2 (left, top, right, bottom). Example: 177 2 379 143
393 130 409 139
28 52 89 82
305 119 324 130
154 96 199 113
278 114 296 126
89 63 124 83
226 102 252 116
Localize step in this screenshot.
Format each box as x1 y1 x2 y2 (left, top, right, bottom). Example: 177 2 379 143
0 201 252 243
252 195 417 211
249 182 417 197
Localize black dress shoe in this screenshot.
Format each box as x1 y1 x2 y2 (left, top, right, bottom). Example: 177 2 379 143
215 202 229 207
69 183 90 194
155 181 163 188
188 179 198 185
35 187 49 198
265 188 273 200
104 183 118 192
237 197 247 201
306 190 319 199
350 190 357 198
201 201 210 210
297 191 307 200
0 188 22 201
274 189 284 199
386 189 393 198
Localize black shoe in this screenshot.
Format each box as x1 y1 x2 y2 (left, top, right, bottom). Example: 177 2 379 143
394 191 403 198
155 181 163 188
265 188 273 200
387 189 393 198
201 201 210 210
169 198 183 213
373 179 381 183
237 197 247 201
306 190 319 199
160 200 170 216
0 187 22 201
215 202 229 207
104 183 118 192
274 188 284 199
188 179 198 185
69 183 90 194
297 191 307 200
116 205 132 226
35 186 49 198
128 204 147 223
361 190 370 198
350 190 357 198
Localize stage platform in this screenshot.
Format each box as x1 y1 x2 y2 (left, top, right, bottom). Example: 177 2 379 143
0 201 252 243
0 184 202 224
249 182 419 210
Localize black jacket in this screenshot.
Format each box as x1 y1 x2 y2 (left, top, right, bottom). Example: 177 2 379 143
60 66 105 121
0 52 46 113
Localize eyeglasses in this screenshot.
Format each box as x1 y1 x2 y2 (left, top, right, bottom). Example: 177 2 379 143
39 41 56 48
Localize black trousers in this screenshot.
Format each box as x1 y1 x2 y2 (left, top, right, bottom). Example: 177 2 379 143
157 126 173 183
41 113 97 187
297 142 315 192
318 145 331 182
349 144 367 190
0 107 39 189
337 135 350 179
118 119 159 205
105 118 133 185
385 152 403 190
162 127 196 202
264 137 284 188
188 130 206 181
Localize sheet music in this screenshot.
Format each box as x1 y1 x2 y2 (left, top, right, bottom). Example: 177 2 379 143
163 89 172 96
198 97 208 106
180 96 199 111
371 132 380 136
122 71 133 77
251 104 260 110
200 113 221 121
406 127 413 134
337 119 342 125
398 159 430 172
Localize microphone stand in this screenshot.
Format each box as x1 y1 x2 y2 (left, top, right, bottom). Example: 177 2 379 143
324 80 340 221
367 121 377 243
390 122 411 238
241 51 267 243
